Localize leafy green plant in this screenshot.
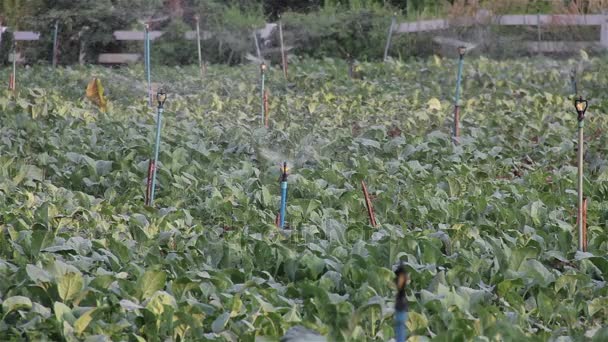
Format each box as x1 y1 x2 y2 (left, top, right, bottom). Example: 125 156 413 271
0 55 606 340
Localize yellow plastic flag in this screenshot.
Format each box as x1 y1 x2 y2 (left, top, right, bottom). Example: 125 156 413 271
86 77 107 112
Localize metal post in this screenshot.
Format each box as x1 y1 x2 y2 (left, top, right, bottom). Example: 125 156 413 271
394 264 408 342
52 20 59 67
279 162 288 229
453 47 466 142
278 18 287 79
145 24 152 106
195 15 204 81
383 15 396 62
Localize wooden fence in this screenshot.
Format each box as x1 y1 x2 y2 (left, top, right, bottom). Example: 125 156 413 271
6 14 608 63
392 13 608 53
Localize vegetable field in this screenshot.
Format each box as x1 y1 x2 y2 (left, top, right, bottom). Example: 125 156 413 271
0 55 607 341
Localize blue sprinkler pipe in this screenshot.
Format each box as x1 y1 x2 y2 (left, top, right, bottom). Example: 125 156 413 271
260 62 267 126
453 46 466 141
394 264 408 342
149 89 167 206
145 24 152 106
279 162 288 229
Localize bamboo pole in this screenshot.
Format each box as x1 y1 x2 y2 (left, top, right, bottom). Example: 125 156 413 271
278 18 287 79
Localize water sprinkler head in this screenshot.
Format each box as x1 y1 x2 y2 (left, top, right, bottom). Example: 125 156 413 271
156 89 167 108
458 46 466 57
575 96 587 121
194 14 200 21
395 264 408 291
280 162 289 181
261 62 267 73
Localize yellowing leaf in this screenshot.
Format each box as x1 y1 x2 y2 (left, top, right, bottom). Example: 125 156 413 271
427 97 442 111
86 77 107 112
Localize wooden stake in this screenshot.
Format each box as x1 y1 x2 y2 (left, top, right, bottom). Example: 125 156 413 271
362 181 377 227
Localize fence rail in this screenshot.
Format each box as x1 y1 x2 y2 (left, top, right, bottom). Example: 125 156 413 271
6 13 608 63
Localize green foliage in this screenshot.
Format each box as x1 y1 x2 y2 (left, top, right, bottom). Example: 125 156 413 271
0 55 606 340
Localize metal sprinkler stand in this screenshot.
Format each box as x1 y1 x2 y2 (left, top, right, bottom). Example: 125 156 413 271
394 264 408 342
574 96 588 252
145 89 167 206
260 62 267 126
453 46 466 143
278 162 289 229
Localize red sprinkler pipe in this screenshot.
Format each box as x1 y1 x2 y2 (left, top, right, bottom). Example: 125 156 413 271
264 90 269 128
362 180 377 227
582 198 588 252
